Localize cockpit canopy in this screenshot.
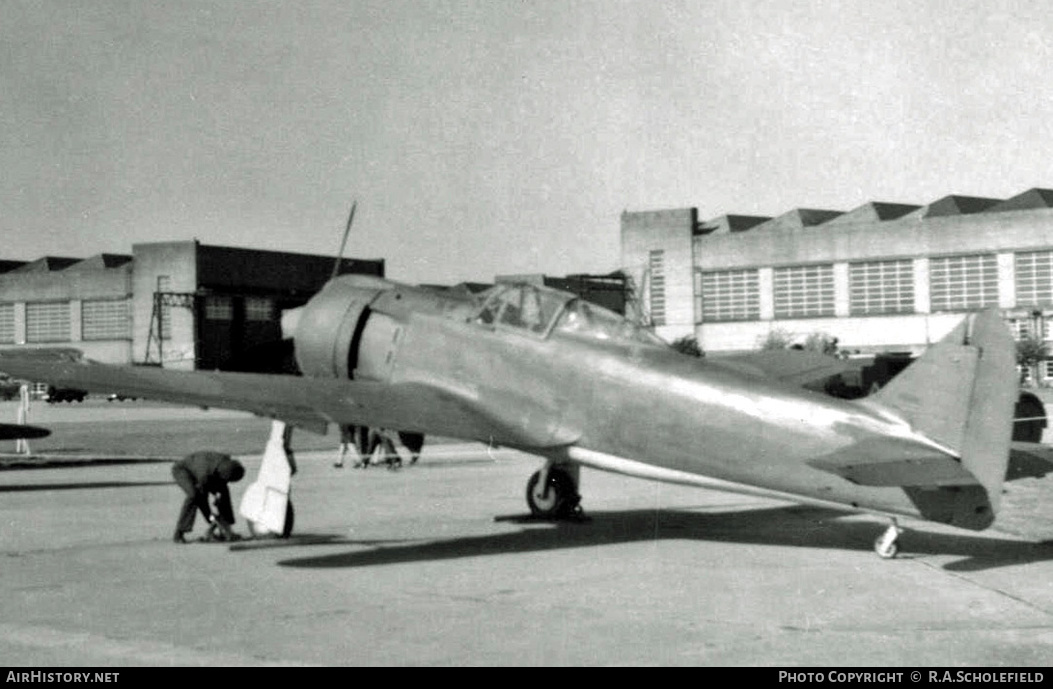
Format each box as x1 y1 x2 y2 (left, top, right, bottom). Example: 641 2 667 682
472 283 665 347
474 283 570 334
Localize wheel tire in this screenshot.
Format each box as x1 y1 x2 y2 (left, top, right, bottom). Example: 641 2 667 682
874 535 898 559
526 468 579 518
280 500 294 539
246 500 294 539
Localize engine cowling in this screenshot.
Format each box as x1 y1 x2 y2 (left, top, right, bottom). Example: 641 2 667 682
291 278 385 379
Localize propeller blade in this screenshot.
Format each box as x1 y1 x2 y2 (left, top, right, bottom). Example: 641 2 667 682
330 200 358 281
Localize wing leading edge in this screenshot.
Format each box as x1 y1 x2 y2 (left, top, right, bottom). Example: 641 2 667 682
0 349 568 447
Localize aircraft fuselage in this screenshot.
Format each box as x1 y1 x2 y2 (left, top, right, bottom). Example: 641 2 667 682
342 280 991 530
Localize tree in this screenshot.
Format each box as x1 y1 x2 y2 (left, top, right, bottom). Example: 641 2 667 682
757 328 794 351
802 332 841 357
1016 334 1049 386
670 335 704 357
757 329 841 357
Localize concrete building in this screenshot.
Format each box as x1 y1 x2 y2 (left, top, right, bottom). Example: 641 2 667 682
0 241 383 372
622 187 1053 380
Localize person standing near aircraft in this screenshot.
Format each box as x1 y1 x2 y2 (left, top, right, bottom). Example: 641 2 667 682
373 428 401 470
15 383 31 455
171 451 245 543
335 424 383 468
339 426 422 469
335 424 355 468
398 431 425 465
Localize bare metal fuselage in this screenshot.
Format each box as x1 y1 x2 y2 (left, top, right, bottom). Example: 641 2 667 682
386 310 970 527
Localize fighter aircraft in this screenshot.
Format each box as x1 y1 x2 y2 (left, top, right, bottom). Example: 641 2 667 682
0 273 1045 557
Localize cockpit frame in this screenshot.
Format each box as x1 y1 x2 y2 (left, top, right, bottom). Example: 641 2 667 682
471 282 665 347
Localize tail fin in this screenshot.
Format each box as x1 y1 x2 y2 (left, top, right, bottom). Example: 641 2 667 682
871 309 1017 513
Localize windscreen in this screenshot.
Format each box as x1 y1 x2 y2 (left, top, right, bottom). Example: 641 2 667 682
552 299 667 347
474 284 572 335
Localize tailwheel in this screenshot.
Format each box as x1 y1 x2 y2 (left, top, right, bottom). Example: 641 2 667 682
526 467 581 519
248 500 295 539
873 519 902 559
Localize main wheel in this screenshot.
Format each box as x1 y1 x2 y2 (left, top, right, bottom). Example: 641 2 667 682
247 500 295 539
280 500 294 538
526 468 579 518
873 530 899 559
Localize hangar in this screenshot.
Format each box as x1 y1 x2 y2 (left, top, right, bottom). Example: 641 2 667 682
0 241 383 372
622 187 1053 381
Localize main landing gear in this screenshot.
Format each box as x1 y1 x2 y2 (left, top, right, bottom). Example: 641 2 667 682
874 518 903 559
239 420 297 539
525 463 584 520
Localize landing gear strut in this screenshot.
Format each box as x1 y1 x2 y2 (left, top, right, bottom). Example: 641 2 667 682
525 464 582 519
874 518 903 559
239 420 297 538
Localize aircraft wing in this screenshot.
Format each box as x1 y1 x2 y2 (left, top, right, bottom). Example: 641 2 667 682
0 348 567 446
708 350 851 389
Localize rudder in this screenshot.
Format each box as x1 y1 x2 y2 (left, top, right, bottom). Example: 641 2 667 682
871 309 1017 514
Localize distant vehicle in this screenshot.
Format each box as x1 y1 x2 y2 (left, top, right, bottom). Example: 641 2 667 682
0 376 21 401
106 393 138 402
45 386 87 403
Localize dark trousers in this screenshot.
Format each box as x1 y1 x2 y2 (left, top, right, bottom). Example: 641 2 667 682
172 465 235 534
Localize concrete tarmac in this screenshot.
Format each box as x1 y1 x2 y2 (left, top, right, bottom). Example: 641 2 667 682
0 402 1052 666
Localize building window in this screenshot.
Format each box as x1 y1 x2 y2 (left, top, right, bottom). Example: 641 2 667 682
205 295 233 321
156 276 171 340
1007 318 1034 341
649 250 666 326
25 302 70 342
245 296 274 322
1039 359 1053 383
1015 251 1053 308
929 254 998 311
700 269 760 321
849 260 914 315
773 264 835 318
0 303 13 344
82 299 130 340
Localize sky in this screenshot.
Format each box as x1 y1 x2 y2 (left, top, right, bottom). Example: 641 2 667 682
3 0 1053 285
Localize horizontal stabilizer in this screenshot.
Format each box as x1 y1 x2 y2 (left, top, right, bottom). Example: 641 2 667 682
808 437 975 487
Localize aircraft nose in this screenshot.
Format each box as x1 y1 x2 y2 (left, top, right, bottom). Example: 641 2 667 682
281 306 303 340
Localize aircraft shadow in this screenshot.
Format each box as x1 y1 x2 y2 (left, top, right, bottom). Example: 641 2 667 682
0 481 172 492
276 505 1053 573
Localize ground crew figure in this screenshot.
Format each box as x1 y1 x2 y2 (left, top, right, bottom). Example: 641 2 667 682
373 428 402 470
353 427 383 469
398 431 425 465
15 383 31 455
335 425 355 468
171 451 245 544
